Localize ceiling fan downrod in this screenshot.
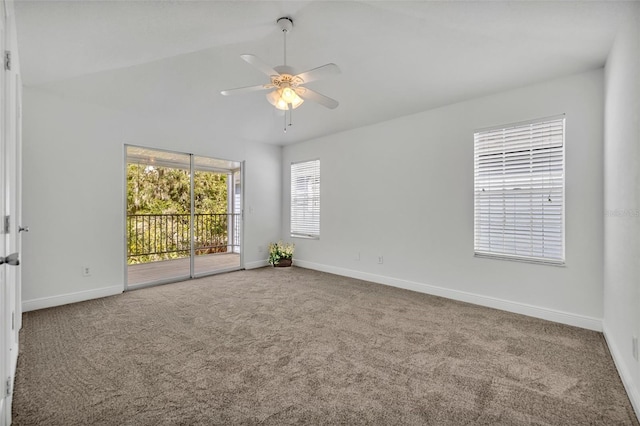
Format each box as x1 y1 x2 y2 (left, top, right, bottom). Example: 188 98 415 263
278 18 295 133
277 17 293 67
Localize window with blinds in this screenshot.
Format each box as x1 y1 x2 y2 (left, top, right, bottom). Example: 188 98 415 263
474 116 565 265
291 159 320 238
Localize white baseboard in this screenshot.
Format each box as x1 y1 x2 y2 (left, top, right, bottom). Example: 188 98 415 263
22 285 123 312
294 260 602 332
603 323 640 422
245 259 269 270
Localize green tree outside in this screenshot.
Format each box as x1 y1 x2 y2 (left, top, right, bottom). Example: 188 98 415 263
127 164 230 264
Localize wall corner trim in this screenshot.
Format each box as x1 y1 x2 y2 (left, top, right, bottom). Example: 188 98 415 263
22 285 124 312
294 259 603 332
603 323 640 422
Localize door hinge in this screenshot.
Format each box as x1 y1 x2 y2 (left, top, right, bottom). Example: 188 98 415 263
4 215 9 234
5 377 11 397
4 50 11 71
12 311 15 330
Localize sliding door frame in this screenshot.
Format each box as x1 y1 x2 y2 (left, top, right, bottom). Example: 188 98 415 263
123 144 244 290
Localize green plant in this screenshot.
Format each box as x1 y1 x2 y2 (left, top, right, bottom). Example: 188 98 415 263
268 241 295 265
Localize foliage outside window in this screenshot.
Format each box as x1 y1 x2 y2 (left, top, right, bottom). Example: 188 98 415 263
126 164 229 264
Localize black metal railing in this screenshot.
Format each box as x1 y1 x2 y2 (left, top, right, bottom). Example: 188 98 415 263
127 213 240 263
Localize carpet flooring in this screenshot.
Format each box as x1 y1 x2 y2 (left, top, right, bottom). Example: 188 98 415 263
12 267 639 425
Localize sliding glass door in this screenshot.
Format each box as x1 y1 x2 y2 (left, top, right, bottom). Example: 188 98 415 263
125 146 242 289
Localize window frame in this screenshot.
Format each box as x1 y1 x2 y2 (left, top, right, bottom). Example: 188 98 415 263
473 115 566 266
290 159 321 239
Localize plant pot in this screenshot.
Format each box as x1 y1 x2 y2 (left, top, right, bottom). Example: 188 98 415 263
274 259 292 267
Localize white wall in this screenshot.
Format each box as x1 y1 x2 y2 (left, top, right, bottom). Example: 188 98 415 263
603 5 640 417
21 87 281 310
283 69 604 330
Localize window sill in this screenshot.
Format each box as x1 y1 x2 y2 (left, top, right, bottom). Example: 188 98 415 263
474 252 565 267
291 234 320 240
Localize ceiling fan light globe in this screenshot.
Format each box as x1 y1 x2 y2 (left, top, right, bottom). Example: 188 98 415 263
266 90 282 107
276 98 289 110
289 95 304 109
280 87 303 109
281 87 296 102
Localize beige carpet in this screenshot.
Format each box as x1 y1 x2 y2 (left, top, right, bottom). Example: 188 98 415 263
12 267 639 425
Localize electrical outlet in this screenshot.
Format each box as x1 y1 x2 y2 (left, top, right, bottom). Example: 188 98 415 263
633 336 638 361
377 255 384 264
355 252 360 261
82 266 91 277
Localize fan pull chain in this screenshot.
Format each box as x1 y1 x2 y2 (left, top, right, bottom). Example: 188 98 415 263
289 104 293 127
283 105 294 133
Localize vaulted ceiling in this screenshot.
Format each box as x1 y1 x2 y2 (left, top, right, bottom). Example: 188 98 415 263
14 1 632 145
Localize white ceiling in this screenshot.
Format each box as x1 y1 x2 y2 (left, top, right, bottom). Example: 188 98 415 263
14 1 632 145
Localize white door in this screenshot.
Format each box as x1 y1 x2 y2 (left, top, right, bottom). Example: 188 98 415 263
0 2 8 422
0 0 22 423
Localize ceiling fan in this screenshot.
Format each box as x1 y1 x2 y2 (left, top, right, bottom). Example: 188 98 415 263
221 17 340 132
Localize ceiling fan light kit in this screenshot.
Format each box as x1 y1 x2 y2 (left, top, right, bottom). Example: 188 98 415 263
267 87 304 110
220 16 340 132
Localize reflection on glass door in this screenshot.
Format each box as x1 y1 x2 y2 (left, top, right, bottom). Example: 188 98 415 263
125 146 242 289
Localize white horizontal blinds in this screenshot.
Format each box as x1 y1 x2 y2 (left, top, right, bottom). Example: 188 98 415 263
291 159 320 238
474 116 565 264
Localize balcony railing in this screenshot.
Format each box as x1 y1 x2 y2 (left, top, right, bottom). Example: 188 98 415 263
127 213 240 263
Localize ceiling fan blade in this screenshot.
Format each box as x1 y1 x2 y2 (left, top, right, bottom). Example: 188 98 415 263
220 84 273 96
295 63 340 84
295 87 339 109
240 54 279 77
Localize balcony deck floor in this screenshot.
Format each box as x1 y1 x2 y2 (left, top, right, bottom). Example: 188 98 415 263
127 253 241 286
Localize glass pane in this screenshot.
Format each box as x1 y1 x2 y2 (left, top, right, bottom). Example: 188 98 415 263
193 156 241 276
126 146 191 286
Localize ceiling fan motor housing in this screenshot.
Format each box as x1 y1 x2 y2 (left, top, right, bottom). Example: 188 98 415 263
274 65 297 77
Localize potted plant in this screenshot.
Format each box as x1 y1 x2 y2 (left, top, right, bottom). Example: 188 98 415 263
268 241 295 267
